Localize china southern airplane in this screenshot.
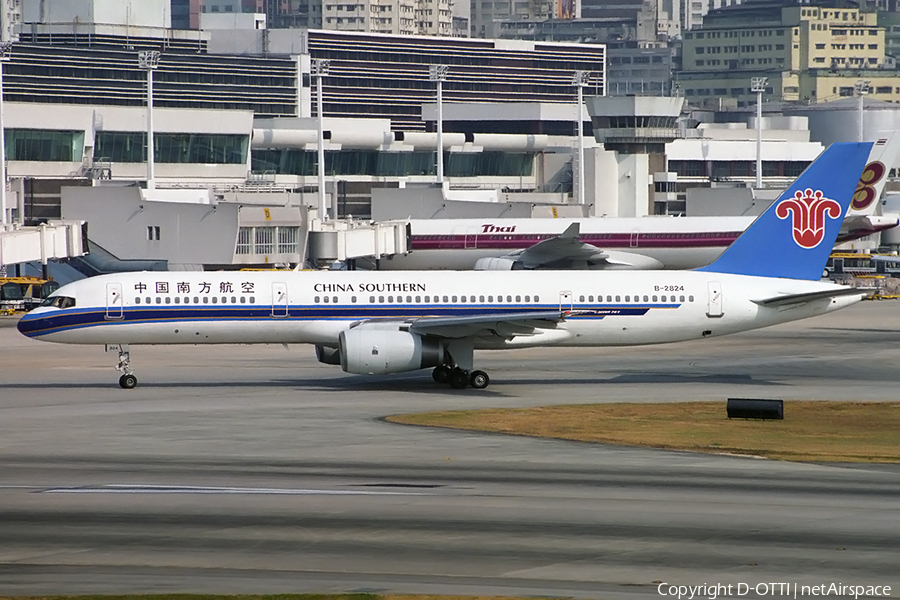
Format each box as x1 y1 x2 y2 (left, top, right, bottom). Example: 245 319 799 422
380 134 899 271
18 142 872 390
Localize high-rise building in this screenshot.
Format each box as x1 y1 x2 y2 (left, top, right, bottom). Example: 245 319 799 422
677 0 899 107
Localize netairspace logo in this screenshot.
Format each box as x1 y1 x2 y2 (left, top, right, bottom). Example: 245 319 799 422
657 582 892 599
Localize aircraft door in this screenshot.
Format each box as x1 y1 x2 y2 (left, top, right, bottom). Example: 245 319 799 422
464 228 478 249
559 290 573 312
271 282 288 318
630 229 640 248
707 281 723 318
105 283 124 320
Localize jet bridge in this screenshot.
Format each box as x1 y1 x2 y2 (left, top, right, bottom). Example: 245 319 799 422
307 218 410 267
0 221 88 273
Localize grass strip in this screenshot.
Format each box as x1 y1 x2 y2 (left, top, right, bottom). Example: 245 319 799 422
387 401 900 463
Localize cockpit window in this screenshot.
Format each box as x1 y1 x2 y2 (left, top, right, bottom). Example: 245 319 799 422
41 295 76 309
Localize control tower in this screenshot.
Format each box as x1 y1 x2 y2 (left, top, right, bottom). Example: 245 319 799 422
585 96 683 217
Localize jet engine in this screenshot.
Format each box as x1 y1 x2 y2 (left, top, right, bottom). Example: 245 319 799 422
339 328 444 375
315 344 342 365
474 257 524 271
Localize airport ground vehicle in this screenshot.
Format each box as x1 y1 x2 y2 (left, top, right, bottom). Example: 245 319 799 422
0 278 60 314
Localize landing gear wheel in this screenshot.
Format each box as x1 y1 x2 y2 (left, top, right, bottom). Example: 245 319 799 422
432 365 451 383
469 370 490 389
448 369 469 389
119 373 138 389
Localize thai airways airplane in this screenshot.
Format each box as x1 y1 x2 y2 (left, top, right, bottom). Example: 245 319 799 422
18 142 872 390
380 135 899 271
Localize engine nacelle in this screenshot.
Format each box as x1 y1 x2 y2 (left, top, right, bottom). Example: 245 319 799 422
339 328 444 375
474 257 524 271
315 344 342 365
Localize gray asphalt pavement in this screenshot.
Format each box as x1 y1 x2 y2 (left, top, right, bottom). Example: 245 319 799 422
1 303 899 599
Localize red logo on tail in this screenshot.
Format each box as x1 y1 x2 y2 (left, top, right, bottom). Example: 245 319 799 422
775 189 842 249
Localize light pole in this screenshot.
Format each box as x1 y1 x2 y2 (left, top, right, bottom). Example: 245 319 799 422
751 77 768 189
855 80 870 143
138 50 160 193
0 42 10 227
312 59 330 219
429 65 449 186
572 70 590 205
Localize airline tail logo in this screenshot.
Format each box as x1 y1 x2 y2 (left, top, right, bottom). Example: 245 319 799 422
850 161 887 211
775 189 842 249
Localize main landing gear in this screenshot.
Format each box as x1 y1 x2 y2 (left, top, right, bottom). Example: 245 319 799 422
432 365 491 390
115 345 138 389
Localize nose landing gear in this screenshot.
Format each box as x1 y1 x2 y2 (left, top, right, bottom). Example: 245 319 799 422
114 345 138 389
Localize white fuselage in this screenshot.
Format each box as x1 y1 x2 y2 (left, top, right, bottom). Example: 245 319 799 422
384 217 750 270
19 270 860 350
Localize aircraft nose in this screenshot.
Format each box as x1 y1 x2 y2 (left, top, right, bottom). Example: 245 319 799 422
16 313 41 338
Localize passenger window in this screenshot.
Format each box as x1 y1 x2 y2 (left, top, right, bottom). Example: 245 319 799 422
135 297 141 304
156 297 162 304
588 295 593 302
525 295 530 302
250 297 256 303
625 295 630 302
443 296 448 302
165 297 171 304
388 296 393 303
516 295 521 302
333 296 338 304
643 295 649 302
315 296 320 304
479 295 484 302
488 295 493 302
460 296 467 303
240 297 246 304
606 295 612 302
203 297 209 304
689 295 694 302
452 295 457 302
323 296 329 304
615 295 621 302
406 295 412 303
352 296 357 303
222 297 227 303
652 295 657 302
424 295 430 302
193 297 199 303
534 295 540 302
174 297 180 304
415 296 421 303
212 297 218 304
507 295 512 302
470 295 476 303
680 295 686 302
370 296 375 303
379 296 384 303
579 295 585 302
231 296 236 303
184 297 189 304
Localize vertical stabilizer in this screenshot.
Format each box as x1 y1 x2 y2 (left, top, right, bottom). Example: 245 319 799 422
697 142 872 280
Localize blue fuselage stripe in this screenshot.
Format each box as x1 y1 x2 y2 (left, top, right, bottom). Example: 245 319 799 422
18 303 680 338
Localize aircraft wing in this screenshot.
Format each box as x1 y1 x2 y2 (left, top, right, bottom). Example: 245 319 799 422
512 223 607 268
407 310 574 338
751 287 868 308
475 223 664 270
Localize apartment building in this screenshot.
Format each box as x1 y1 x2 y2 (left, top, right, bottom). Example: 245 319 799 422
677 1 900 107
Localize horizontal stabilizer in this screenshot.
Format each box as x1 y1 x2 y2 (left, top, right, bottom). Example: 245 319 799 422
751 287 867 307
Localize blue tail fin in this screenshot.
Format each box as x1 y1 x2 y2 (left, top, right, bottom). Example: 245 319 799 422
697 142 873 280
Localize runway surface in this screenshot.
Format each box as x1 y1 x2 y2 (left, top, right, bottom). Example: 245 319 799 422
2 302 900 598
